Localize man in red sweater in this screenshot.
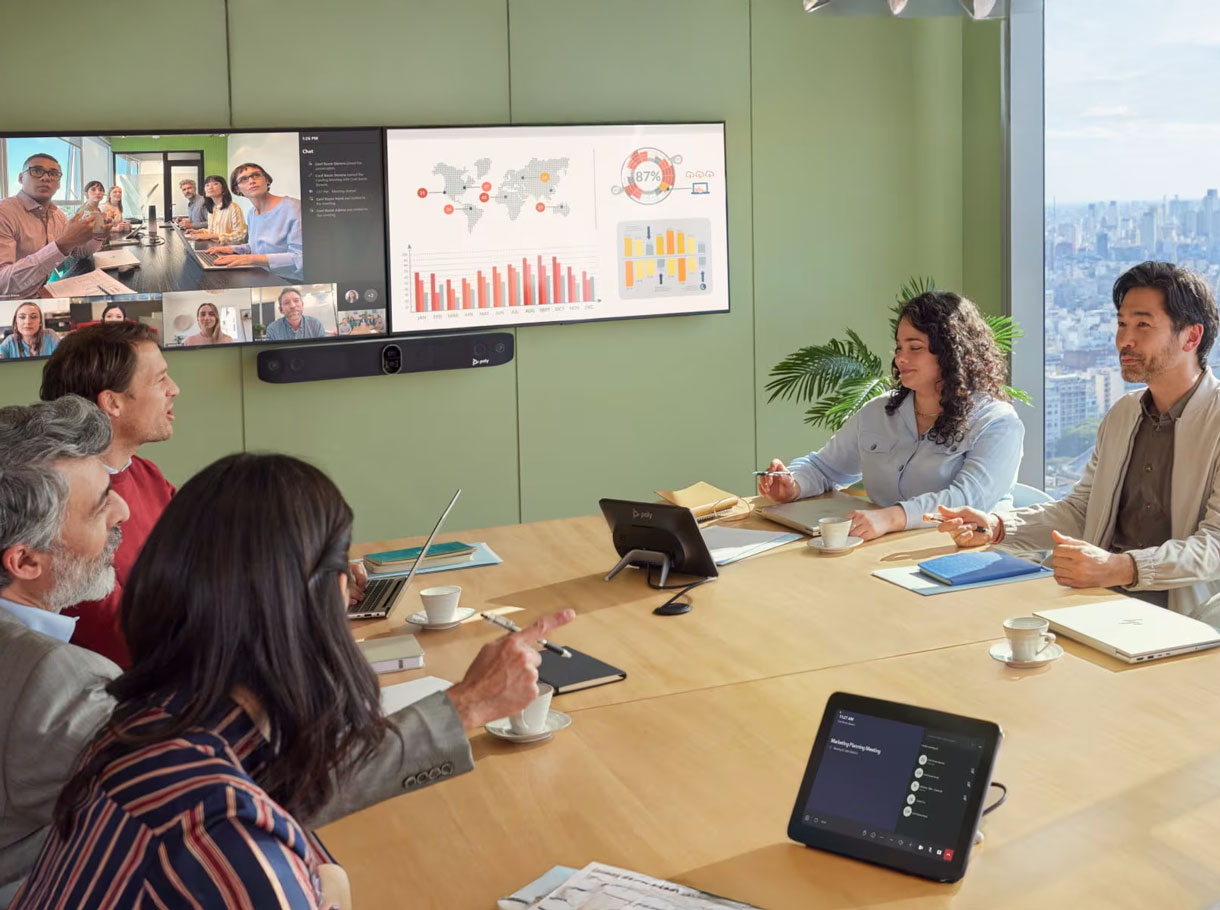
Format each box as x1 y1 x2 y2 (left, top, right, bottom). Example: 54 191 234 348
39 323 177 666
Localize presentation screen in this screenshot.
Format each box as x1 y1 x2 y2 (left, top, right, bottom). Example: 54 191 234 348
0 128 387 361
384 122 729 334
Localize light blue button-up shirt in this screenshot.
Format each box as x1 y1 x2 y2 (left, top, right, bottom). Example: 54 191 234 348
789 392 1025 529
0 594 77 642
232 196 303 281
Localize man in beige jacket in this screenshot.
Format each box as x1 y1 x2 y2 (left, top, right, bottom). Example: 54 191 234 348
932 261 1220 624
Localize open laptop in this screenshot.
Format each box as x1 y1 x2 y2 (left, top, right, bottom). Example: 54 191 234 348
757 493 880 536
1034 598 1220 664
173 223 261 270
348 489 461 620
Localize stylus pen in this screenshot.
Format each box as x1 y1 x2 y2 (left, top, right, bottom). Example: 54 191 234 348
480 612 572 658
753 469 792 476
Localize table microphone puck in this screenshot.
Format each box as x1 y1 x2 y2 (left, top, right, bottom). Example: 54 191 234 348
653 601 692 616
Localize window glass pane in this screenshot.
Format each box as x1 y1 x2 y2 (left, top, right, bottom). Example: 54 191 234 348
5 137 81 205
1044 0 1220 494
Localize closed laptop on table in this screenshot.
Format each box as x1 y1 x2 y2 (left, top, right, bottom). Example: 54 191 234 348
1035 599 1220 663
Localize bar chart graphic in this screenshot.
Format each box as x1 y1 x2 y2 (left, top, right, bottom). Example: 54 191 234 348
616 218 712 299
405 247 600 314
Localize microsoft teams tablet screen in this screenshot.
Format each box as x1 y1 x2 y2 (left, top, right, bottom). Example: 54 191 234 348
795 708 988 865
0 129 386 359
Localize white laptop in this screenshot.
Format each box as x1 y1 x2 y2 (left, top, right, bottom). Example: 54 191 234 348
1034 599 1220 664
757 493 879 536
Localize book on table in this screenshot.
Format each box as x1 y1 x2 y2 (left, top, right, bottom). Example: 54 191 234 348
357 634 424 673
363 540 477 571
917 550 1045 586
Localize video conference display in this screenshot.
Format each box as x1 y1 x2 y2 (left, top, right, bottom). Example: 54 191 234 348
0 123 728 362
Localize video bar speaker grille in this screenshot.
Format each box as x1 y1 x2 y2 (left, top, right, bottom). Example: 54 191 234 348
256 332 513 383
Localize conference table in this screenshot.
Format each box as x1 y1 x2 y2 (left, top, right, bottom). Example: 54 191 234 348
328 494 1220 909
59 223 276 293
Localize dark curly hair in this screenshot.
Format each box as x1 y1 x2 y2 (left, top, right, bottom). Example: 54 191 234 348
884 291 1009 446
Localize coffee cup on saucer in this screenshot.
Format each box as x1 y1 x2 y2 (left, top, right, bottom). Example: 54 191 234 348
1003 616 1056 662
509 684 554 736
419 585 461 625
818 516 852 549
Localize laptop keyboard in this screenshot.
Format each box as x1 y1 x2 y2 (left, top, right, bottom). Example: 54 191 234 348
348 576 406 618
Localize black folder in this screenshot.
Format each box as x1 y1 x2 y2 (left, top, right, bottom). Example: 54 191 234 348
538 647 626 694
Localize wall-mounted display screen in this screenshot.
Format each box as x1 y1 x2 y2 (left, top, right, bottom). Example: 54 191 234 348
384 123 729 333
0 129 387 360
0 123 729 365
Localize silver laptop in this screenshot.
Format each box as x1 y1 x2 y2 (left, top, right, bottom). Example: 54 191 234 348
174 223 261 270
348 489 461 620
1034 599 1220 664
757 494 880 536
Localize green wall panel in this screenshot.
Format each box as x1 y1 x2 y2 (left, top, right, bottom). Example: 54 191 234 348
153 348 247 486
226 0 511 127
509 0 757 521
752 4 968 470
238 349 521 544
0 1 229 132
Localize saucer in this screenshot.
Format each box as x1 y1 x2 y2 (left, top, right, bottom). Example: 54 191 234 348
485 710 572 744
406 606 477 630
808 536 864 555
989 640 1064 668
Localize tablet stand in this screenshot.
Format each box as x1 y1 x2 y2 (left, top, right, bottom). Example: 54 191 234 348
605 549 672 588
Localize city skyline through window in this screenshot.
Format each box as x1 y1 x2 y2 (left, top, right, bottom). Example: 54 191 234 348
1044 0 1220 494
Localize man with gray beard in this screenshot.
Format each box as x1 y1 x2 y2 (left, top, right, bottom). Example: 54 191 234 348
0 396 127 904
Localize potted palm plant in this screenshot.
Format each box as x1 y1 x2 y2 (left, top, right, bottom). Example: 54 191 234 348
765 277 1030 430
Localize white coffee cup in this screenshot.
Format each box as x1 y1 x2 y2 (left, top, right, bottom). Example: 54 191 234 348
508 683 554 735
1003 616 1056 662
419 585 461 624
818 516 852 548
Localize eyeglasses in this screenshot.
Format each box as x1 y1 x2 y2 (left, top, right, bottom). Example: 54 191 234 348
24 165 62 180
236 171 266 184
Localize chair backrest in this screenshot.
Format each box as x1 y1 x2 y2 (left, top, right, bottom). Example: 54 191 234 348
1011 482 1053 508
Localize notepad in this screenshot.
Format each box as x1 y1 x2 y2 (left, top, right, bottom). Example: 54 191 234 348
524 862 760 909
917 550 1045 585
657 481 750 521
701 525 802 565
873 563 1053 596
379 676 453 715
44 268 135 297
538 647 625 694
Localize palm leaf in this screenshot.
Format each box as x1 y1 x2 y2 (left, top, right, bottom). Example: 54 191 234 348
984 314 1024 354
805 374 895 431
1004 384 1033 406
896 275 937 305
765 328 884 404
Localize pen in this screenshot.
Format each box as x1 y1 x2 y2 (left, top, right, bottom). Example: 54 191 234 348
480 612 572 658
753 470 792 476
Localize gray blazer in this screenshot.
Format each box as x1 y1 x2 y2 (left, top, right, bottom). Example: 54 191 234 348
0 608 473 888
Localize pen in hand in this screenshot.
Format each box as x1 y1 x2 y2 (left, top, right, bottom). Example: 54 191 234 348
480 612 572 658
753 469 792 477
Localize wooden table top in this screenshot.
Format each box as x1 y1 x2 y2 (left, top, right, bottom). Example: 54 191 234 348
323 503 1220 908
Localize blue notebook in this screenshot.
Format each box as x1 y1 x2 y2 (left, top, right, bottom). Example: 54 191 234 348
917 550 1044 586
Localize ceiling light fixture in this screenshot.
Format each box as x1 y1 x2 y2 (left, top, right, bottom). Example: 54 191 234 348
959 0 999 18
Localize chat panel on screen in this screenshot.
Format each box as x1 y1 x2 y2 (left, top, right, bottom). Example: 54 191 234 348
384 122 729 335
0 131 388 339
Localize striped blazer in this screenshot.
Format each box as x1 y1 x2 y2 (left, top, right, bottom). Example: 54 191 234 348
12 697 336 909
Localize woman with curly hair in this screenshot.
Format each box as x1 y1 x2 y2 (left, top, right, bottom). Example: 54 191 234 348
758 290 1024 541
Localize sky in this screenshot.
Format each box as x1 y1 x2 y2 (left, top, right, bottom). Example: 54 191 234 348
1046 0 1220 202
